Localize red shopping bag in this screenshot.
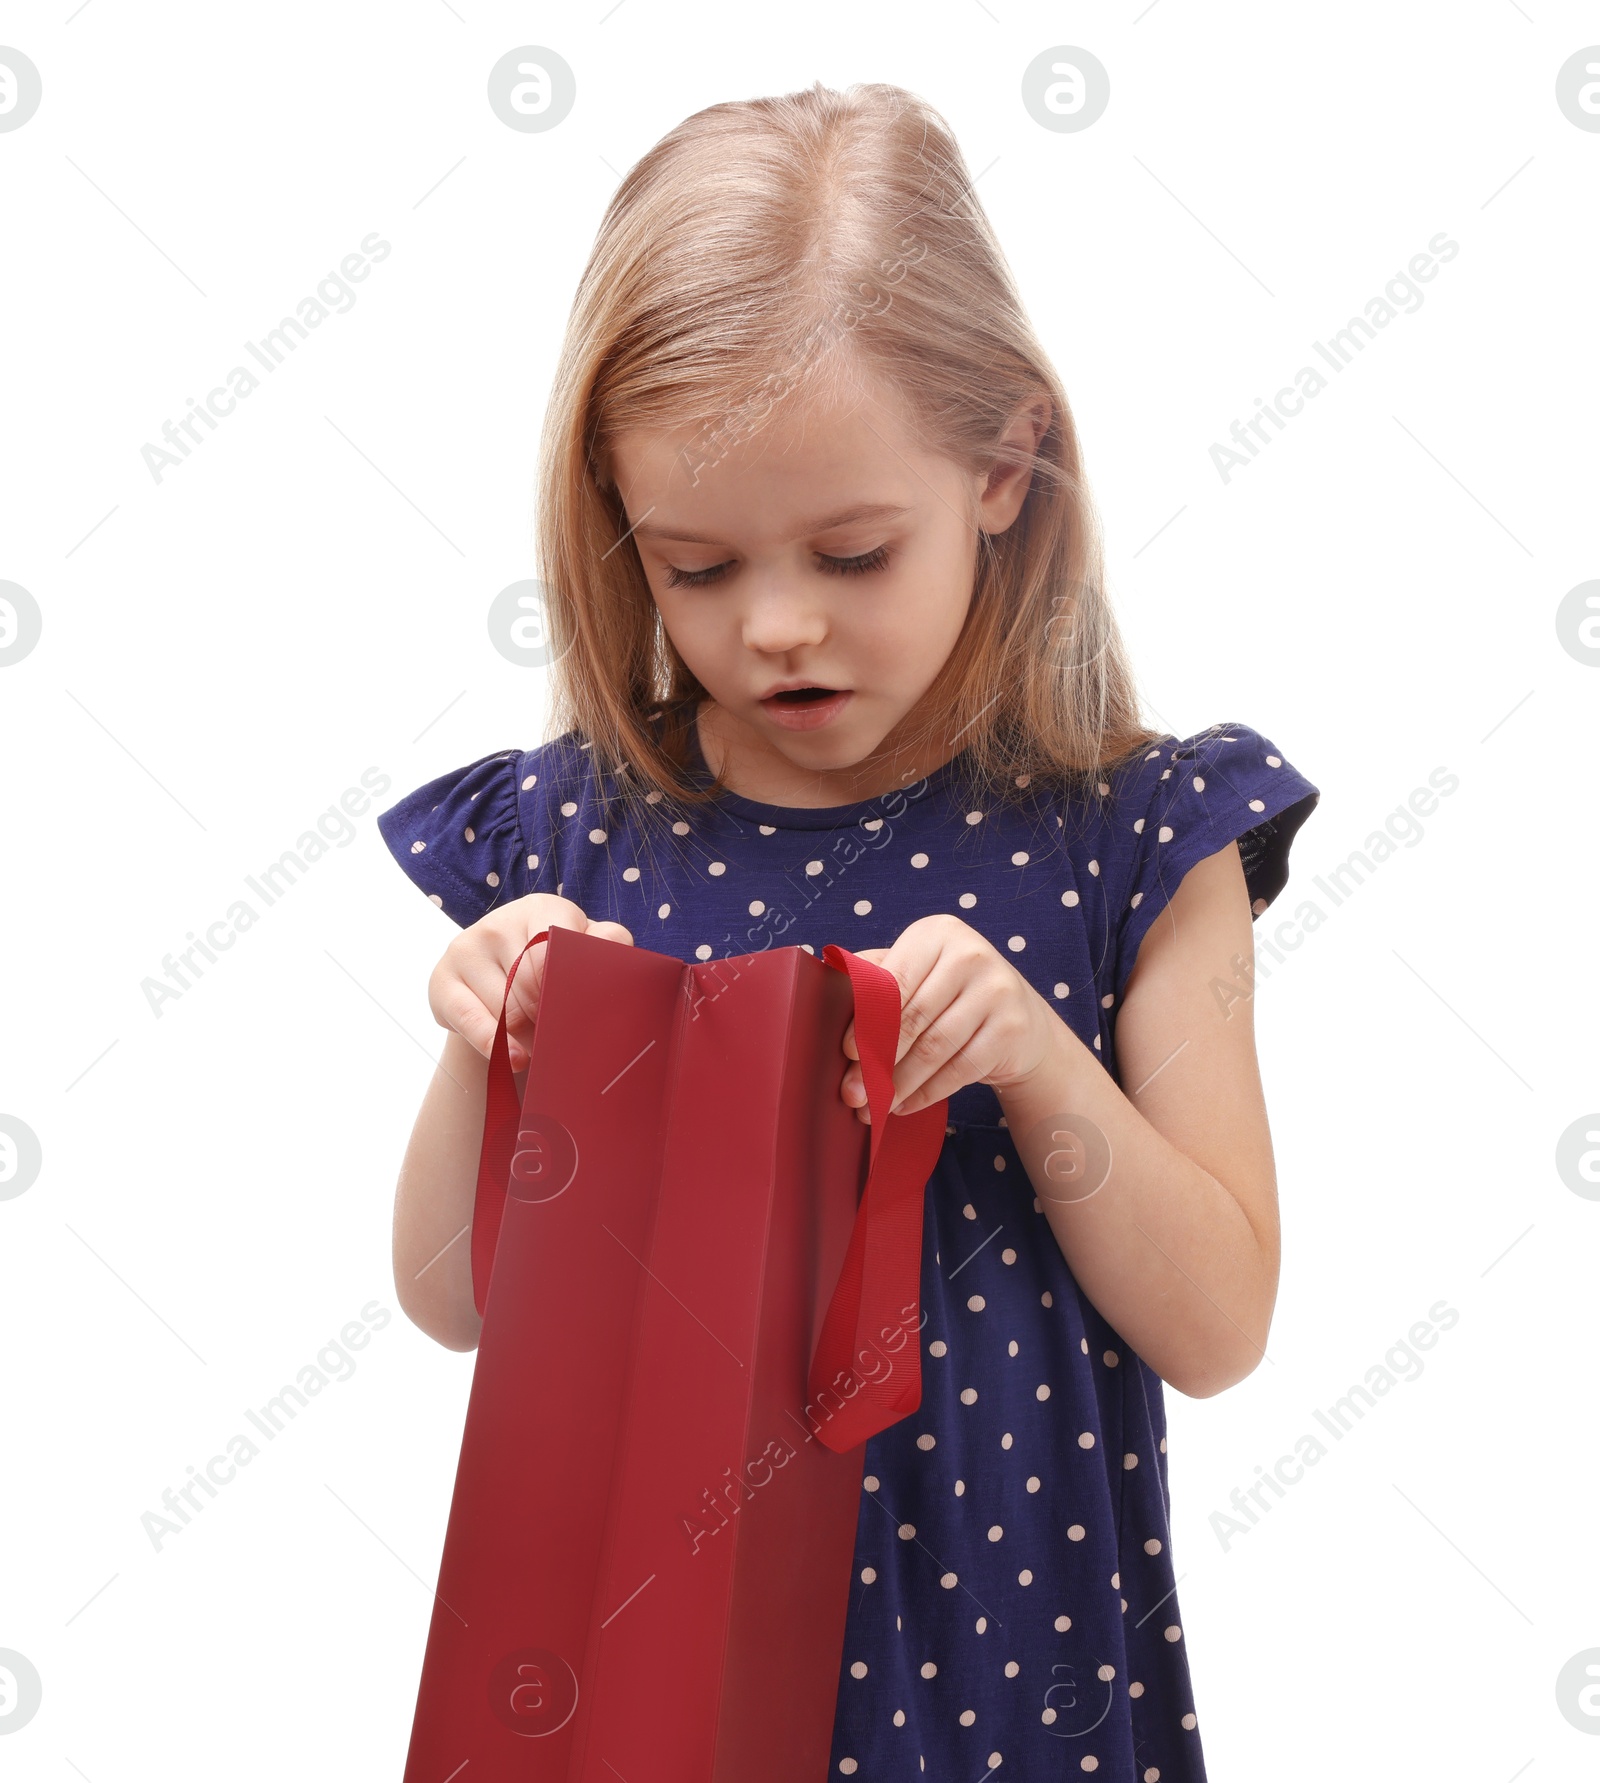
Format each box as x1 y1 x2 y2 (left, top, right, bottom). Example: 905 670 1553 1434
401 924 948 1782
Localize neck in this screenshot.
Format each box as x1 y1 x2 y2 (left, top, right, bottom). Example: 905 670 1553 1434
694 699 964 808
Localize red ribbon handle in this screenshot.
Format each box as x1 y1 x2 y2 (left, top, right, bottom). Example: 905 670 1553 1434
470 928 554 1319
471 933 947 1451
806 945 947 1453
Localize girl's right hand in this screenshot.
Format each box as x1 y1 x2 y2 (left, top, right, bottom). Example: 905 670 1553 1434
427 894 635 1072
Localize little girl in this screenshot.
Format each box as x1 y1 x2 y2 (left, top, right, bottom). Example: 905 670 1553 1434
379 80 1319 1779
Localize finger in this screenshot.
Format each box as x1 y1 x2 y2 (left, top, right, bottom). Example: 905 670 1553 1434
434 966 525 1065
497 918 629 1063
841 938 950 1114
884 946 977 1069
495 911 602 1058
840 1032 866 1104
456 948 545 1067
850 986 981 1120
854 926 961 1063
454 916 573 1064
890 997 991 1116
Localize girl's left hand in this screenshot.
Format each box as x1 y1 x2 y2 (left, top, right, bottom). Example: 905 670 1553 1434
839 915 1059 1121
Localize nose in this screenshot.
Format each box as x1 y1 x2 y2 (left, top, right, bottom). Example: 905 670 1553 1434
738 574 829 656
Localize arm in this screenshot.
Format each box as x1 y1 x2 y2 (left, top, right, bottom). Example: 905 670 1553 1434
995 840 1281 1398
391 1033 529 1352
389 893 632 1353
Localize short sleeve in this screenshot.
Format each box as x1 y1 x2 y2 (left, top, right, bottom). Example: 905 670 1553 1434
375 748 537 929
1109 722 1320 1003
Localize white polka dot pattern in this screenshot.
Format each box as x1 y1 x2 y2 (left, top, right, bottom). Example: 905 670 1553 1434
372 714 1318 1775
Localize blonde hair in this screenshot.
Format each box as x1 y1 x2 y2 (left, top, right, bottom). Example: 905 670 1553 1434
535 78 1165 817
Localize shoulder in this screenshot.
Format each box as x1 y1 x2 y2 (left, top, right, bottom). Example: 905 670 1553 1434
375 731 598 929
1100 720 1321 1005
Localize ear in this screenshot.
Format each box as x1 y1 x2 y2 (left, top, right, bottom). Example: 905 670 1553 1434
976 393 1053 536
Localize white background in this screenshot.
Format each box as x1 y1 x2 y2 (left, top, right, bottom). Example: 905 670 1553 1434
2 3 1596 1777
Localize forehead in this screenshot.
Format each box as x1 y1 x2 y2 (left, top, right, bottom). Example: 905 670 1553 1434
609 375 938 540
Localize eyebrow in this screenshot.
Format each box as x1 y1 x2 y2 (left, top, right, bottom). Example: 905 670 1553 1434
630 502 913 547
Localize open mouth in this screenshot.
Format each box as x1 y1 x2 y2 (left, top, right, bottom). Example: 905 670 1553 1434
760 685 853 729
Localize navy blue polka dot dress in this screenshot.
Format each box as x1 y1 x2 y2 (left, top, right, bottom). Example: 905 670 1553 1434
377 706 1319 1780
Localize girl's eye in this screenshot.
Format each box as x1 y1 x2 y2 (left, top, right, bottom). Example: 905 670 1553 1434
817 544 891 577
662 543 892 590
663 561 730 589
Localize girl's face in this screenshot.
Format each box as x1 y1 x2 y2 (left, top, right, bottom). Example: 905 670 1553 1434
611 371 1044 807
